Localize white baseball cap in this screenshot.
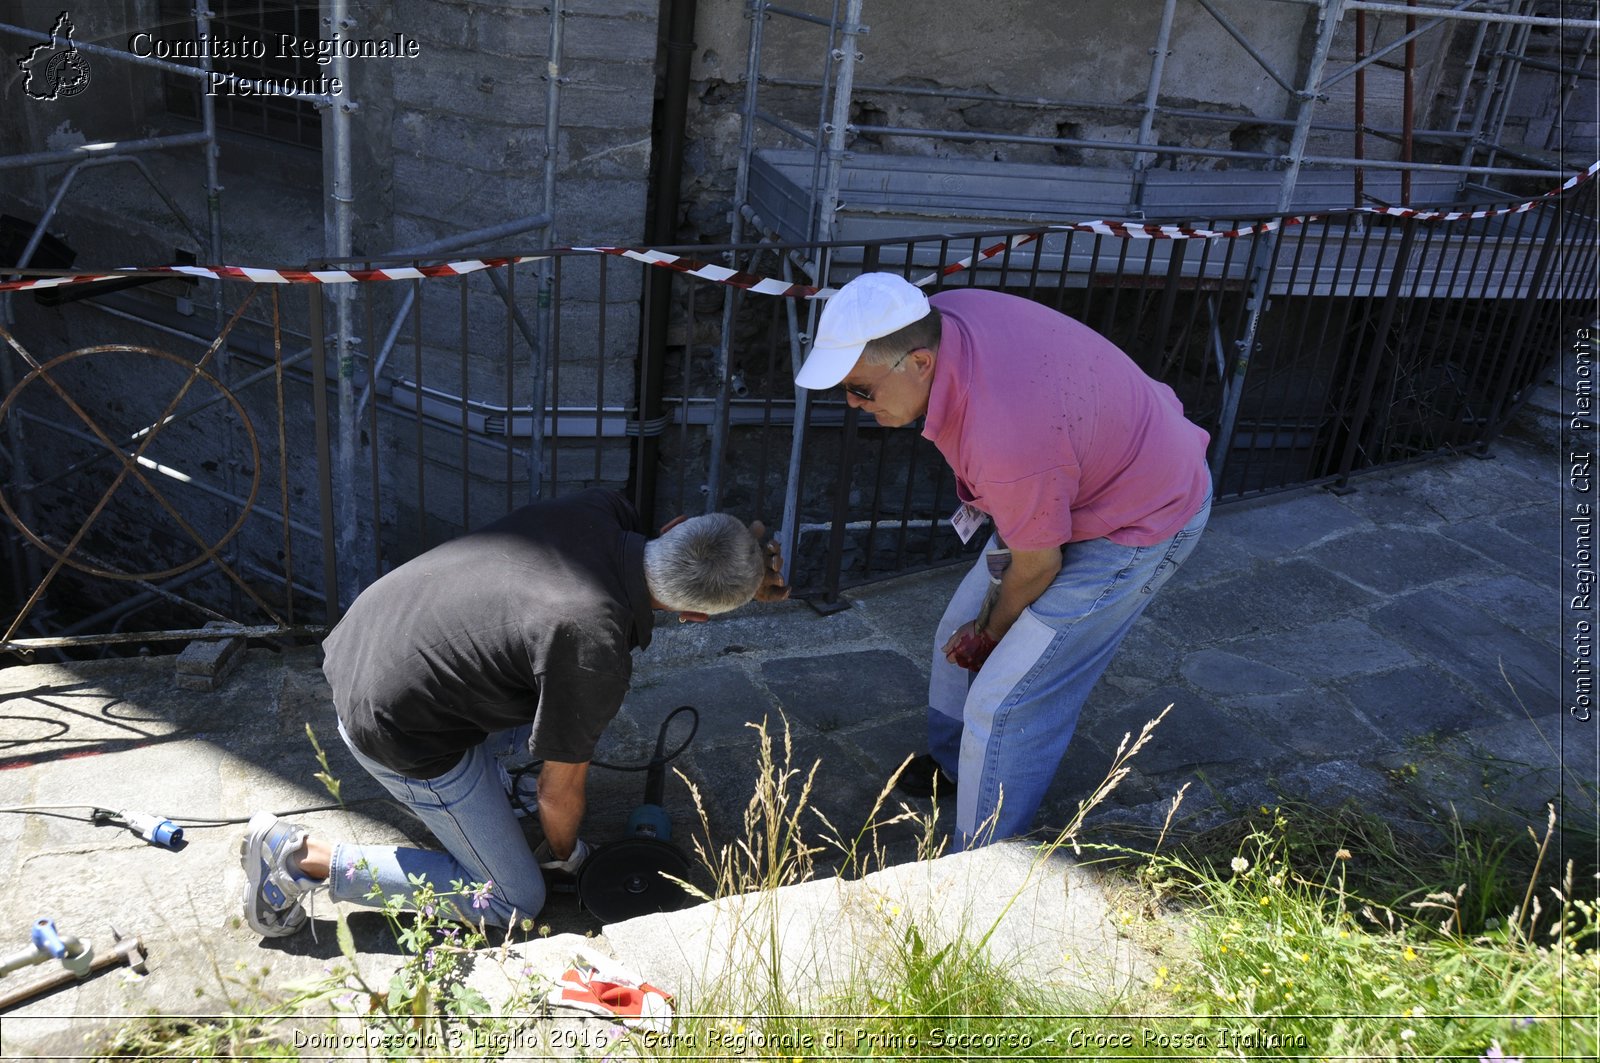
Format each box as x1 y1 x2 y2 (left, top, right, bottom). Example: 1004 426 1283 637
794 273 931 390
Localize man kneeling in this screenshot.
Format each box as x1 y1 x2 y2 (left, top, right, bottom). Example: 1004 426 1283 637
241 488 784 936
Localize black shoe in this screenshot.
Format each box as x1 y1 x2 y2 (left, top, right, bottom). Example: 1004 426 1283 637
894 753 956 799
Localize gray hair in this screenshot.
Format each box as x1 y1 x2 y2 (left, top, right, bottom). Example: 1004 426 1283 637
861 306 942 367
643 513 765 614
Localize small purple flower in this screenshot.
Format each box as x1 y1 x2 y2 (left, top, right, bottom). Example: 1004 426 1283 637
467 880 494 910
424 948 437 971
343 861 356 882
1481 1042 1523 1063
1513 1017 1538 1029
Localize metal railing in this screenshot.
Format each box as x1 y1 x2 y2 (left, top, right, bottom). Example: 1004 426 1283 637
0 178 1593 653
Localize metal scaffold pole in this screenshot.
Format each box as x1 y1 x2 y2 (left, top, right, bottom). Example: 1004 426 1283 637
1210 0 1348 490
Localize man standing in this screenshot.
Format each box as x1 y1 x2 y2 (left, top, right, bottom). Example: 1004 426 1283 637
241 488 784 936
794 273 1211 849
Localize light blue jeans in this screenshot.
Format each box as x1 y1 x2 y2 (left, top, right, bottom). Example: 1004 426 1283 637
927 491 1211 849
327 721 544 928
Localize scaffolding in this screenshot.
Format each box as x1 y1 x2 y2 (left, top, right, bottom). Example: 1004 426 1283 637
731 0 1595 247
714 0 1597 580
0 3 568 649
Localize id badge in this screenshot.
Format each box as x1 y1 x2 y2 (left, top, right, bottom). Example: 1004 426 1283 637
950 502 988 545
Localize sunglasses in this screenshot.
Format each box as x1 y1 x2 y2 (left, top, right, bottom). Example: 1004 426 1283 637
841 348 916 403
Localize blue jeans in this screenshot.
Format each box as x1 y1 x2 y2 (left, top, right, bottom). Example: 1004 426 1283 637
927 492 1211 849
328 721 545 928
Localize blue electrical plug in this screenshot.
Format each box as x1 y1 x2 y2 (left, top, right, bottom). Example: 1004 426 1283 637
122 812 183 848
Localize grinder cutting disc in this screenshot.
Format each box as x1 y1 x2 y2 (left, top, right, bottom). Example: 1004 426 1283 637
576 838 694 922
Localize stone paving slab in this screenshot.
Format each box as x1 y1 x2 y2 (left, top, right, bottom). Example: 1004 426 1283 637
1145 558 1381 644
1437 519 1561 588
760 649 928 733
0 437 1584 1058
1305 528 1488 595
1337 663 1497 743
1224 617 1418 682
1368 592 1560 712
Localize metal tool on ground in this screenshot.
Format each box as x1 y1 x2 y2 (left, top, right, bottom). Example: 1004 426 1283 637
578 706 699 922
0 921 148 1012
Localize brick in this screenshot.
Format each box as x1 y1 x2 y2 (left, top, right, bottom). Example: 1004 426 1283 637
562 11 660 63
394 0 476 48
557 66 659 131
553 177 649 243
391 44 547 120
175 621 246 690
393 156 544 230
564 0 658 17
394 110 547 174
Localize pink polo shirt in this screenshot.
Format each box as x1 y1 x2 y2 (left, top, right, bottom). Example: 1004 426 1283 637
921 289 1211 552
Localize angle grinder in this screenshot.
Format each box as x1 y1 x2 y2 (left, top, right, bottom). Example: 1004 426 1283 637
577 706 698 923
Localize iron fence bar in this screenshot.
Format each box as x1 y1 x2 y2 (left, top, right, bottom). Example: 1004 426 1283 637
507 262 520 508
3 623 327 652
551 257 565 495
1151 241 1189 379
708 252 741 510
1253 220 1323 492
1338 219 1420 484
412 278 426 552
272 291 295 625
1165 236 1213 383
775 253 808 588
1290 220 1351 485
459 282 470 532
593 259 606 486
1444 212 1510 415
1101 237 1135 339
1211 231 1280 491
1482 200 1567 446
674 265 691 517
1466 203 1540 428
752 284 780 523
819 241 870 604
308 289 340 621
364 285 381 580
1410 216 1466 449
1312 219 1378 480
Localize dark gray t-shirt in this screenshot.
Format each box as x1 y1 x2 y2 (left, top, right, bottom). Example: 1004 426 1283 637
323 489 654 778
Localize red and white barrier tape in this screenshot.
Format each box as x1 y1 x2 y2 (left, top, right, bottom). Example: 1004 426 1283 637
2 161 1593 297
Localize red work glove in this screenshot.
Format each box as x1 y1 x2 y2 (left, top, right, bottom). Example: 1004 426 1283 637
942 620 999 672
